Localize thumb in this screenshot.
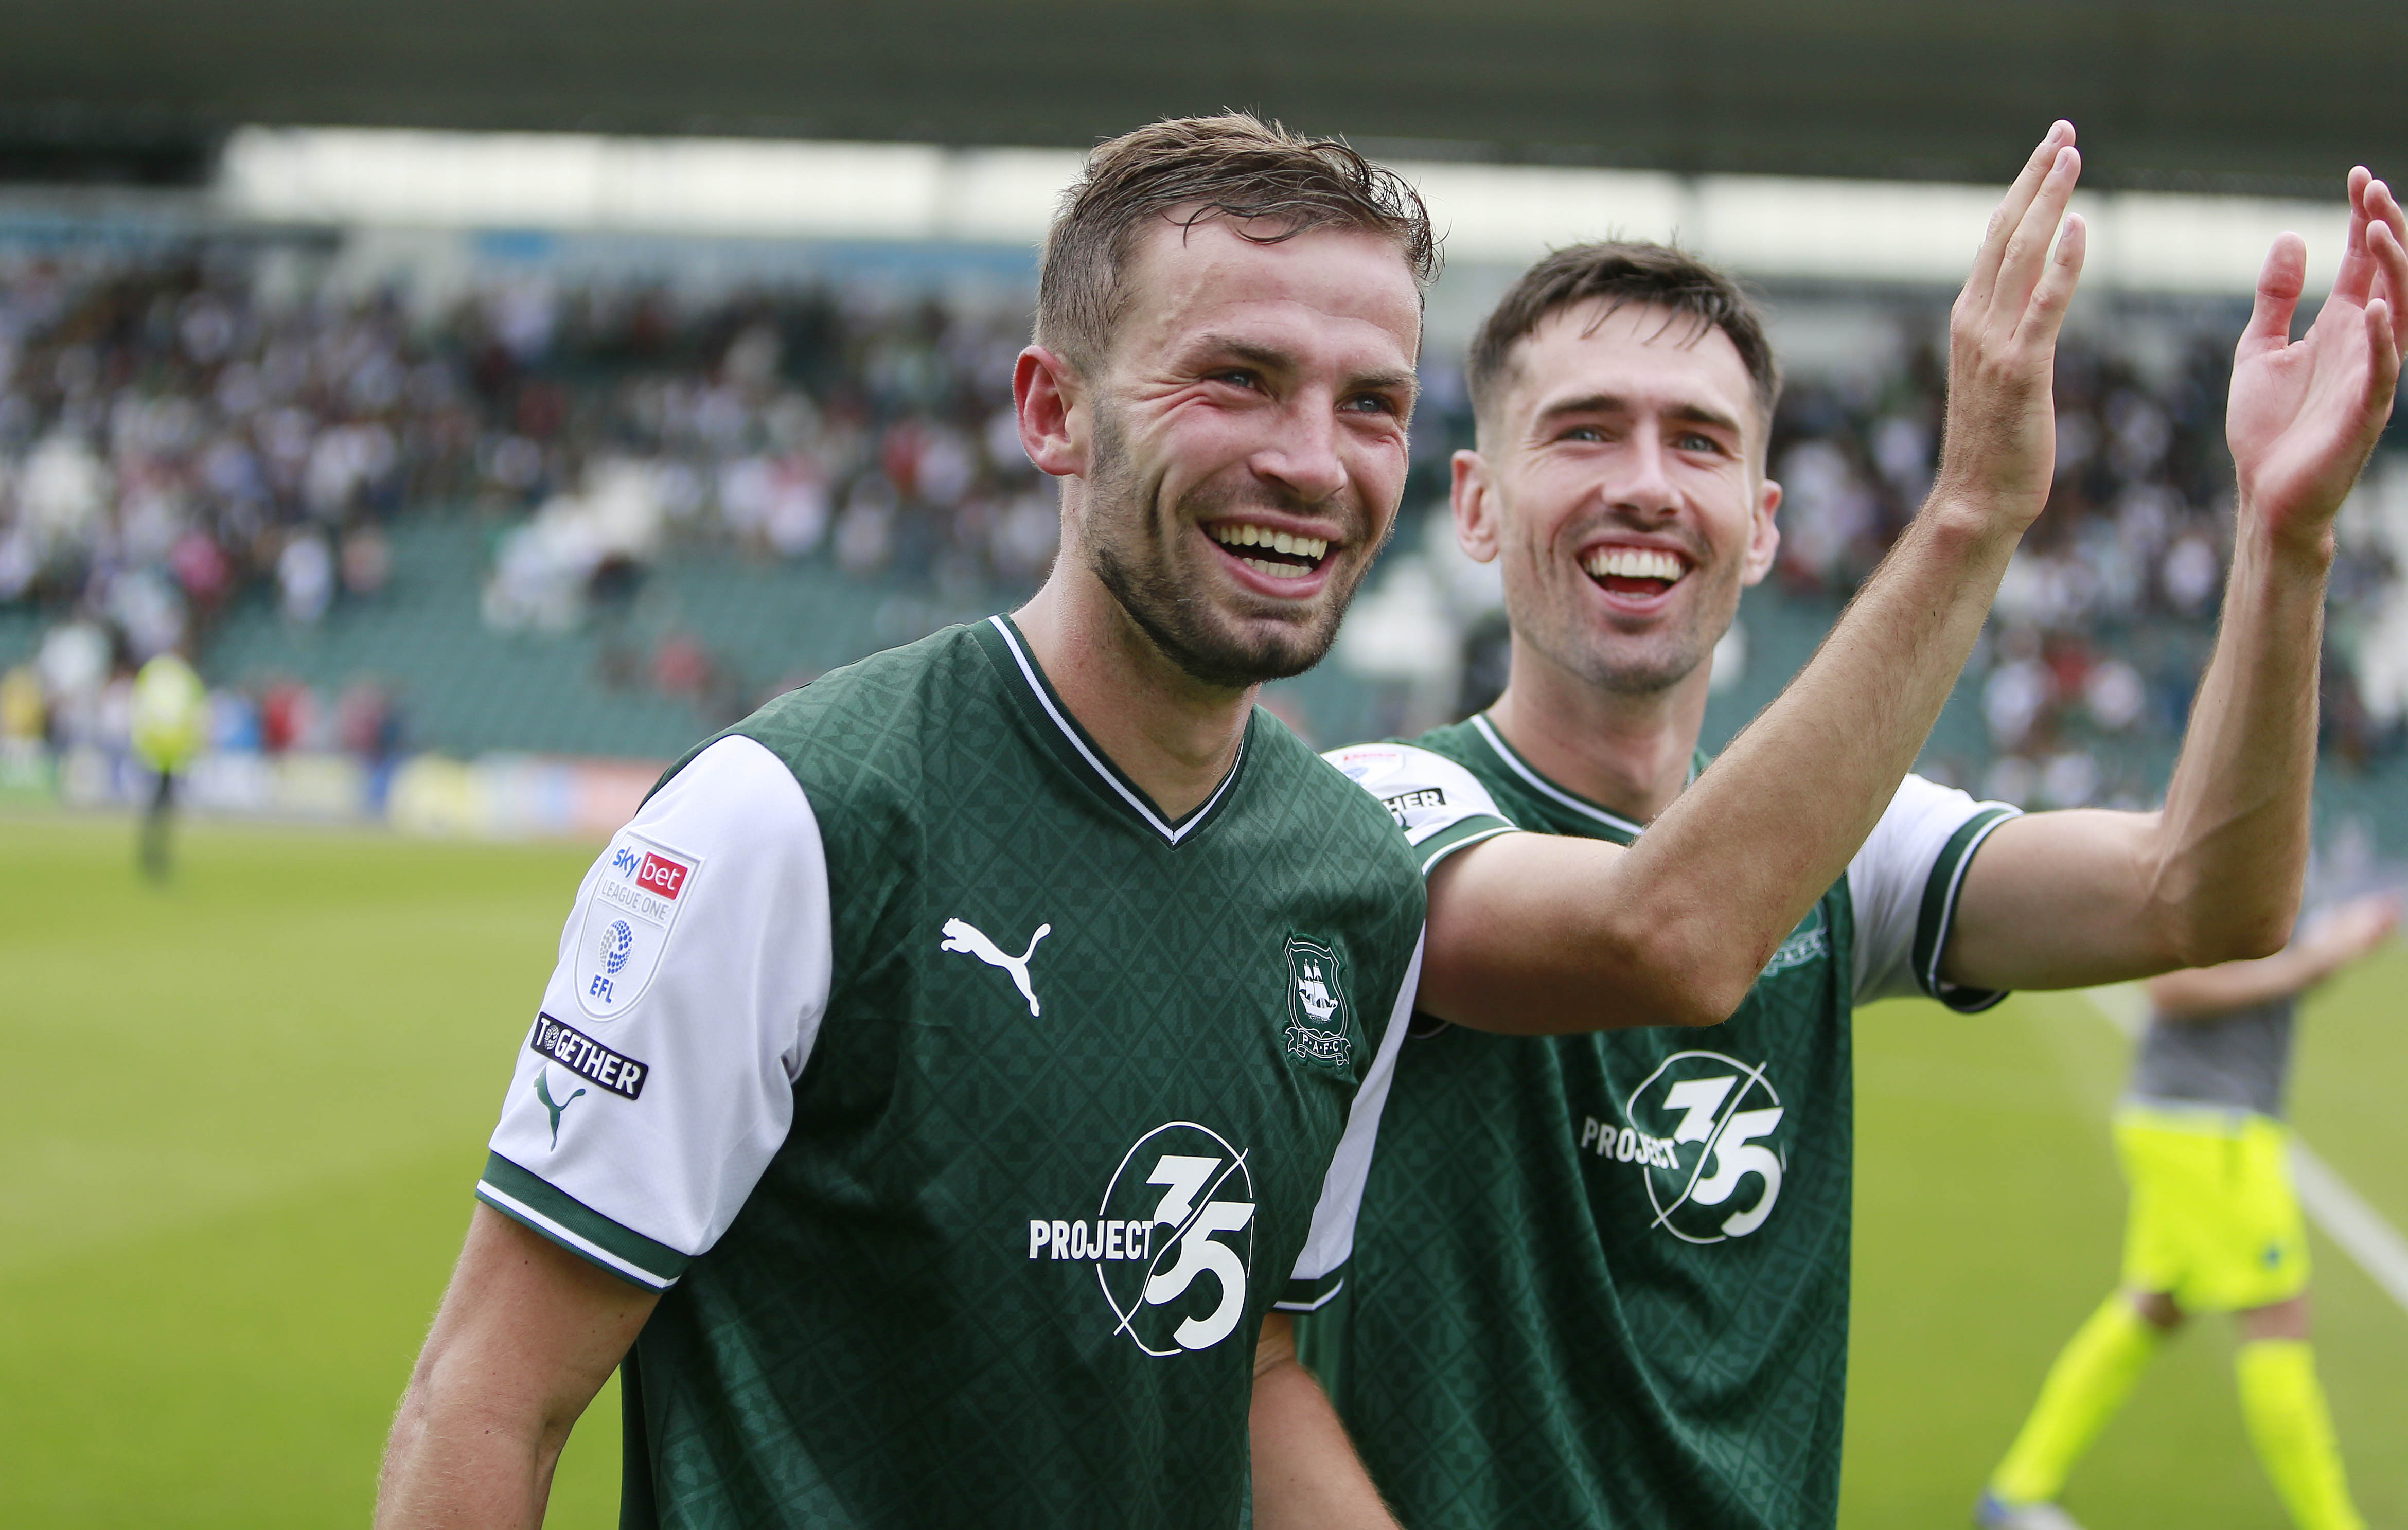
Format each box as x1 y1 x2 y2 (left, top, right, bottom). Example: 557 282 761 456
2241 233 2308 355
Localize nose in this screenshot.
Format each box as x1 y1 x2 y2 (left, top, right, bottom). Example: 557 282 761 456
1250 393 1349 508
1604 429 1680 521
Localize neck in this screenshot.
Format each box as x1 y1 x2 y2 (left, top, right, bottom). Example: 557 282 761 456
1011 553 1255 822
1483 630 1709 825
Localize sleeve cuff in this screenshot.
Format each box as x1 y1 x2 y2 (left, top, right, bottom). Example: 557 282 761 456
1274 1262 1350 1314
1414 816 1515 877
476 1151 689 1290
1910 806 2019 1013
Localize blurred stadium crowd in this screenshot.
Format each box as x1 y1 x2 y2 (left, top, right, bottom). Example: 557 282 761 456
0 238 2403 835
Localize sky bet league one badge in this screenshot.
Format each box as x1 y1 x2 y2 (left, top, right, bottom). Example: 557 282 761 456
574 831 699 1021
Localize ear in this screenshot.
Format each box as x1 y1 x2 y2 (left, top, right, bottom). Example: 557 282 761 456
1015 345 1087 479
1740 474 1782 586
1452 449 1502 564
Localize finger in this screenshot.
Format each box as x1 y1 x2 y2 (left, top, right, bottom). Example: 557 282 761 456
2014 212 2087 347
1991 146 2082 325
2240 232 2308 356
2331 166 2379 306
2372 215 2408 352
2361 297 2400 422
2370 173 2405 250
1963 121 2074 314
2367 179 2408 346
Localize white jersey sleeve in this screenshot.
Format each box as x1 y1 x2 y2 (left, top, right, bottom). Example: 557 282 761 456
1277 930 1425 1313
478 735 834 1289
1323 742 1518 875
1848 773 2021 1012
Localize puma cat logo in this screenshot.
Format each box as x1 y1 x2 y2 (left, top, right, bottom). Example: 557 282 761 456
940 917 1052 1017
534 1070 586 1149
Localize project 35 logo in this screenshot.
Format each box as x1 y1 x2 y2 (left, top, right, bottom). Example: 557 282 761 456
1580 1051 1786 1244
1027 1122 1256 1357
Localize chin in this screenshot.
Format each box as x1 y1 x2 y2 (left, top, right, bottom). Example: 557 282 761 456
1204 616 1341 685
1567 634 1707 696
1135 603 1340 689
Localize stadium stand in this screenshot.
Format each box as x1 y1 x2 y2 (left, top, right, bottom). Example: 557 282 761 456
1 230 2403 847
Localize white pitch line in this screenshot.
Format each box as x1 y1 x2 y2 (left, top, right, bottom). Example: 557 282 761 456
2081 984 2408 1318
2288 1142 2408 1313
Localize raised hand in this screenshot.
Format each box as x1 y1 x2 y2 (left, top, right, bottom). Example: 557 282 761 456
2299 893 2400 965
2227 168 2408 548
1932 121 2088 534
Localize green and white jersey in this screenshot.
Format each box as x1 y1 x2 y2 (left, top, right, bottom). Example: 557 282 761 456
479 616 1428 1529
1300 715 2017 1530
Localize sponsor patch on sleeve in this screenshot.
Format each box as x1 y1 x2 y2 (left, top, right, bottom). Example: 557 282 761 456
530 1012 652 1099
574 830 701 1021
1324 744 1498 844
1326 745 1405 786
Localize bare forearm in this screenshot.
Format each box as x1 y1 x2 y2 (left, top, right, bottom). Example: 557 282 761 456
1250 1358 1397 1530
375 1208 653 1529
376 1382 559 1530
2149 518 2331 963
2140 164 2404 970
1943 172 2404 994
1627 502 2020 1004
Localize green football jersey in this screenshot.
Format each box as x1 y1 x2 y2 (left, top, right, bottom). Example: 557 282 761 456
477 616 1427 1528
1302 716 2017 1529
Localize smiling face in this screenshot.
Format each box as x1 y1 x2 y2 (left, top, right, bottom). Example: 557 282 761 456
1059 216 1422 689
1458 298 1781 698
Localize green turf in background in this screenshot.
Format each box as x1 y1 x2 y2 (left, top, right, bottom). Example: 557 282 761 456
1844 976 2408 1529
0 815 622 1527
7 814 2403 1526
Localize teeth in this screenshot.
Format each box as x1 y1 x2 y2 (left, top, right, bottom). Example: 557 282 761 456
1582 546 1686 583
1209 524 1329 563
1242 557 1312 580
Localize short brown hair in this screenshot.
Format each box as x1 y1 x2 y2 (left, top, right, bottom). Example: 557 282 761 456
1466 241 1780 430
1036 113 1438 373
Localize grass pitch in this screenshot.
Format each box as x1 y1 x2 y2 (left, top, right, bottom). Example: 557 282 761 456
0 814 621 1527
3 813 2403 1527
1845 954 2408 1527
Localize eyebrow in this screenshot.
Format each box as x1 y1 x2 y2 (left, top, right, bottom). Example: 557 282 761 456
1190 333 1422 404
1533 391 1745 439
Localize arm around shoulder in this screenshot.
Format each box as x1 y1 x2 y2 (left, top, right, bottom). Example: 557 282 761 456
1419 830 1741 1033
376 1206 658 1530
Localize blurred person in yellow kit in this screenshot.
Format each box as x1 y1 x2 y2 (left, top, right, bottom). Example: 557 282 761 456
1980 894 2402 1530
0 664 41 742
129 650 206 879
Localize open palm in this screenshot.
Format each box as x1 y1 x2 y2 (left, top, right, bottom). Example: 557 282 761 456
2228 168 2408 542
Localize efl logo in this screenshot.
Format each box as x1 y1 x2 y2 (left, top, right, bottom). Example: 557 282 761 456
578 830 702 1022
636 852 691 901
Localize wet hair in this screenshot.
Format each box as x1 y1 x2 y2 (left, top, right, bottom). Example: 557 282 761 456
1036 112 1438 373
1466 241 1779 429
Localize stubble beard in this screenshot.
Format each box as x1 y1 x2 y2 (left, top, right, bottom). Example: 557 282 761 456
1082 404 1379 690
